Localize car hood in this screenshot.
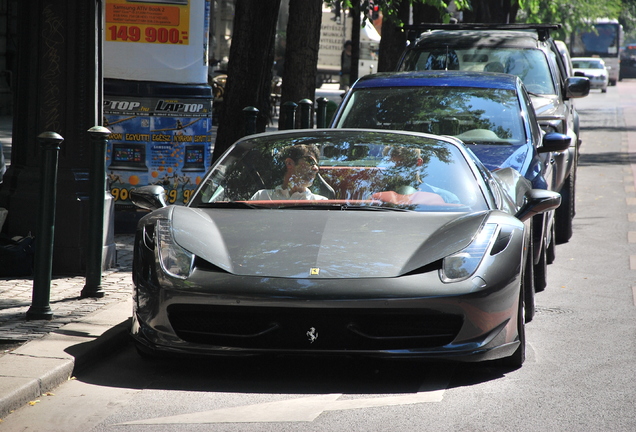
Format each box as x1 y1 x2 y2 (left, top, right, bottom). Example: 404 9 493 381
170 206 489 278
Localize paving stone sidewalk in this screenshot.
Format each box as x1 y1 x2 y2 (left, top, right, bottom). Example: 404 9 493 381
0 234 134 353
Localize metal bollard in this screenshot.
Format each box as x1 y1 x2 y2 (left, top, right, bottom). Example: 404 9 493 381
325 99 339 127
298 99 313 129
280 101 297 130
26 132 64 320
243 106 259 136
81 126 112 299
316 97 329 128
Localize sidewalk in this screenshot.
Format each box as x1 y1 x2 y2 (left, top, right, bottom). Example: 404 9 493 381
0 235 135 419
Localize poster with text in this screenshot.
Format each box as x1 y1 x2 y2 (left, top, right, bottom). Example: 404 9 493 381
104 94 213 207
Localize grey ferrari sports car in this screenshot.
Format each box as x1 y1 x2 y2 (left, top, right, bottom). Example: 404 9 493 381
130 129 560 368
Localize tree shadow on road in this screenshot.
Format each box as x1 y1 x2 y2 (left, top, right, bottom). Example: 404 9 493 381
578 151 634 167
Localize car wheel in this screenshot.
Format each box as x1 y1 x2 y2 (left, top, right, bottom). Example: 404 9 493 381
555 171 575 244
524 233 535 323
499 286 526 369
534 238 547 293
546 220 556 265
602 87 607 93
533 217 547 293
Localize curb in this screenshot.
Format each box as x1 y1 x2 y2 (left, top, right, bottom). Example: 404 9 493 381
0 298 131 418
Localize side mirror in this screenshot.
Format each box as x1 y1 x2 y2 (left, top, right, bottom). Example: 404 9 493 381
516 189 561 222
565 76 590 98
130 185 168 211
538 132 571 153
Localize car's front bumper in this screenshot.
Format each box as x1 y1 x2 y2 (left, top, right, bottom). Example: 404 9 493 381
131 266 522 363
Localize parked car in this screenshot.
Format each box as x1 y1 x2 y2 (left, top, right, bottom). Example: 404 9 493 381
397 24 589 243
572 57 609 92
554 40 575 78
0 142 5 184
129 129 560 368
330 71 571 294
619 45 636 80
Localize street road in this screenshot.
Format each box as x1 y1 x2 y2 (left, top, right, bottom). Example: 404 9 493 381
2 82 636 432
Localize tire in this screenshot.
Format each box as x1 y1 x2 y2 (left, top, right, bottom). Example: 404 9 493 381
534 239 547 293
533 216 547 293
524 233 535 323
546 220 556 265
555 171 575 244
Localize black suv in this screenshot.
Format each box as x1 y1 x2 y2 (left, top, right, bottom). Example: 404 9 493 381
397 24 590 245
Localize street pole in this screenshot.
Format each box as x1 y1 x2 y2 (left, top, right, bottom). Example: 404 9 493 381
81 126 111 299
27 132 63 321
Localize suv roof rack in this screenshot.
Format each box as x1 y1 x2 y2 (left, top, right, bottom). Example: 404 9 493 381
405 23 562 43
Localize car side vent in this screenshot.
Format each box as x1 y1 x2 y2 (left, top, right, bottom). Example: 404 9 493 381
490 226 514 255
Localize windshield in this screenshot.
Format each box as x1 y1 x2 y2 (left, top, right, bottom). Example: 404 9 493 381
190 131 489 212
399 47 556 95
572 59 604 69
336 86 526 144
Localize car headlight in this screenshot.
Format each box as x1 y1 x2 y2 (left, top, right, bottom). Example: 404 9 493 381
156 219 194 279
440 223 498 282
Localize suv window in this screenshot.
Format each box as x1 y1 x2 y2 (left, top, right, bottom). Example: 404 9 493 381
399 46 556 95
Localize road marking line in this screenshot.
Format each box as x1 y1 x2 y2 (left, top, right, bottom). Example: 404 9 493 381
629 232 636 243
633 287 636 307
117 368 453 425
630 256 636 270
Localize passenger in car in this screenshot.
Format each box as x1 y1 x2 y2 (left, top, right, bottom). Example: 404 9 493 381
380 146 461 204
250 144 328 200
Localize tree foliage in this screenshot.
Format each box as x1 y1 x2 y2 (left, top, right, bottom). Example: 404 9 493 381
515 0 622 38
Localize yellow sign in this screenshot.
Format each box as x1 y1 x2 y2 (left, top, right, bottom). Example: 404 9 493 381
105 0 190 45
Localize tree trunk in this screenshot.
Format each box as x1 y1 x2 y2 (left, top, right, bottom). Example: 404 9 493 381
213 0 281 161
280 0 322 128
377 0 411 72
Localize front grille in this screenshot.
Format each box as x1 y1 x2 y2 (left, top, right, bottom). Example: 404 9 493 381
168 305 463 351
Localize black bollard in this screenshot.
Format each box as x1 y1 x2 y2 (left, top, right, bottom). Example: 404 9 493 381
81 126 112 299
316 97 329 128
298 99 313 129
26 132 64 321
243 106 259 136
280 101 297 130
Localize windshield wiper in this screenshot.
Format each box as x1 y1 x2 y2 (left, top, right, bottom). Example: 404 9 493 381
462 141 512 146
196 201 268 209
276 203 411 212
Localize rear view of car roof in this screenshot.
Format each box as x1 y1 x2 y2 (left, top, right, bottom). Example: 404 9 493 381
354 71 519 90
410 29 541 50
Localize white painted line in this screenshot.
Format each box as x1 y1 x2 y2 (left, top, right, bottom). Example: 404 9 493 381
117 368 453 425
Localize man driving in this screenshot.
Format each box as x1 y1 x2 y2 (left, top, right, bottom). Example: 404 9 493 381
250 144 328 200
